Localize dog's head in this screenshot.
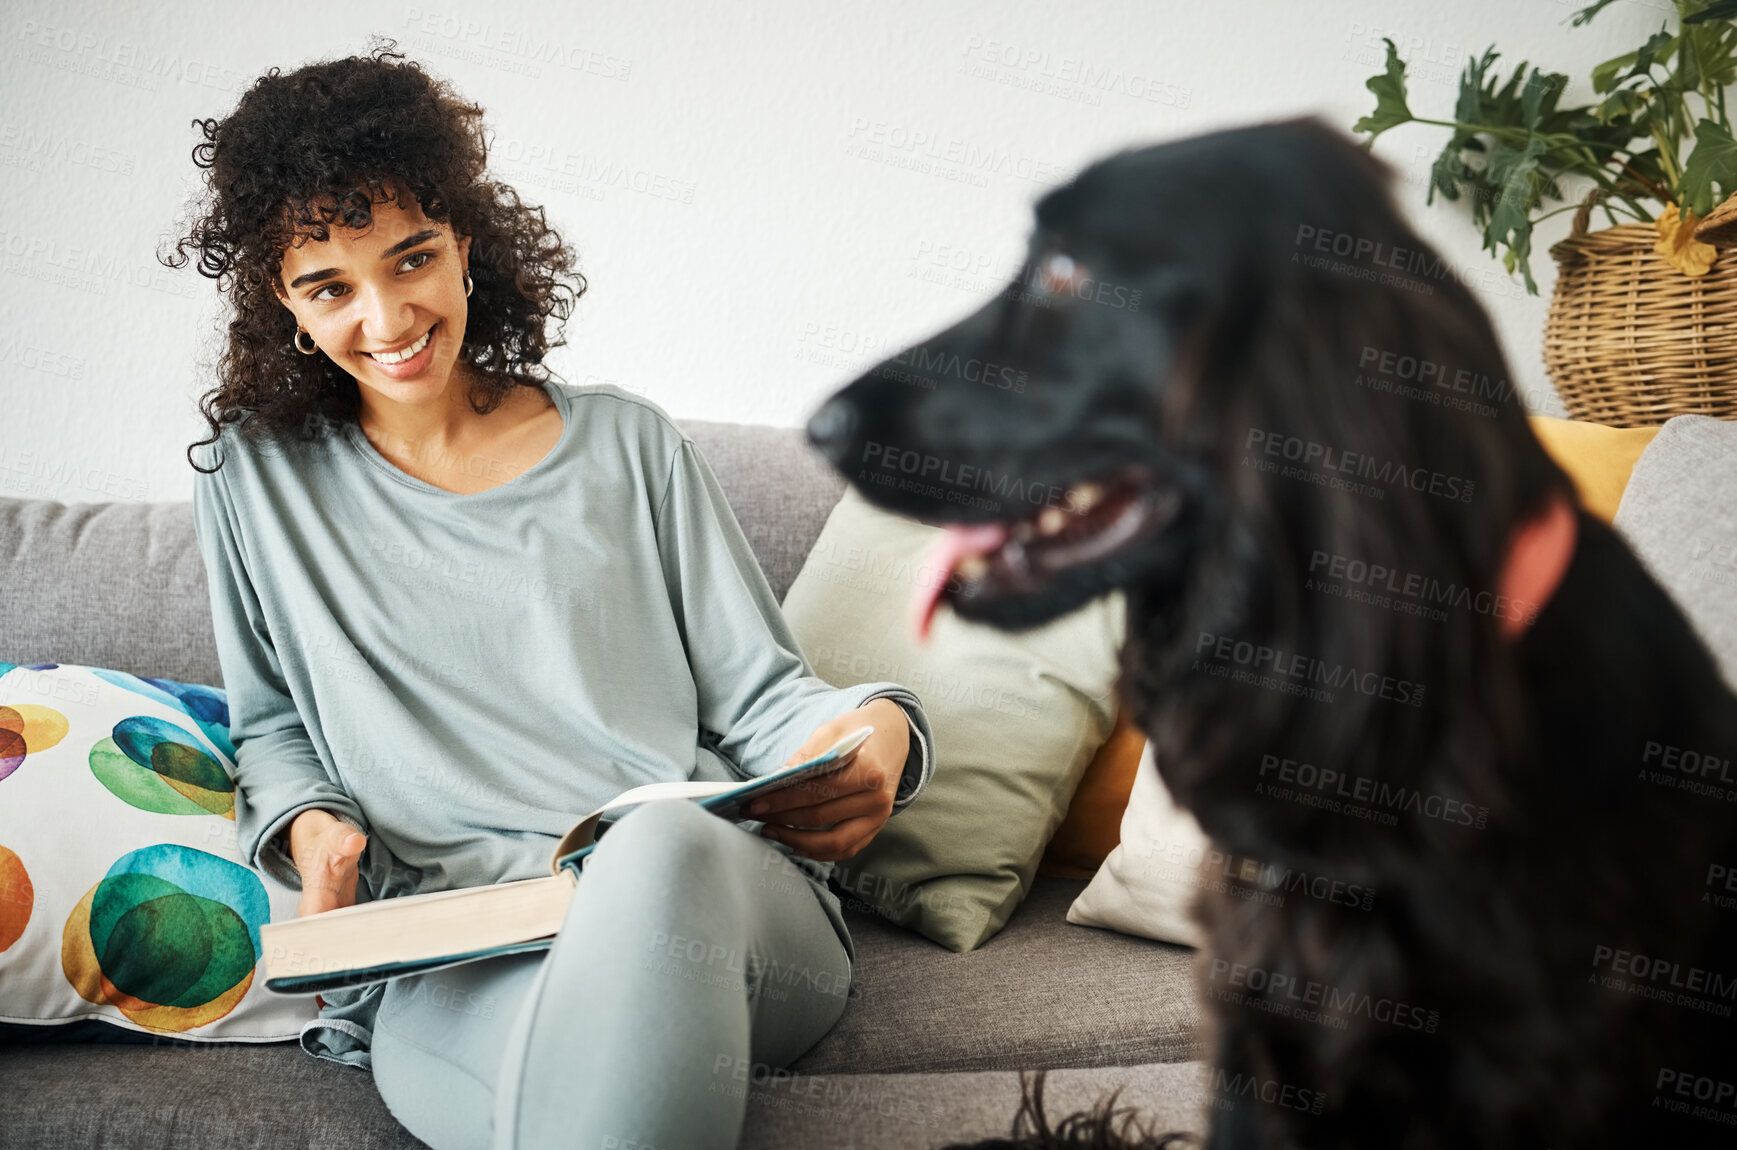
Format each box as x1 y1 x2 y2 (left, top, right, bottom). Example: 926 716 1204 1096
808 116 1573 845
811 116 1561 633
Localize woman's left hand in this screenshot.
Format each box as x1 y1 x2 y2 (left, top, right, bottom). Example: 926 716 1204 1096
741 698 910 862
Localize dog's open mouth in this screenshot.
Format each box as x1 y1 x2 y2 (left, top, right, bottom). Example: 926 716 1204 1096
912 463 1178 639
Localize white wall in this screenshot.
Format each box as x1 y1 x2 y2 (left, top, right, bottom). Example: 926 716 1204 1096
0 0 1670 504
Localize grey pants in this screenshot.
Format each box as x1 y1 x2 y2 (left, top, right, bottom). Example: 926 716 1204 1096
368 799 857 1150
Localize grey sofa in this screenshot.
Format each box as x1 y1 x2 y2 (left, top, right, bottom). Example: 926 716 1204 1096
0 418 1211 1149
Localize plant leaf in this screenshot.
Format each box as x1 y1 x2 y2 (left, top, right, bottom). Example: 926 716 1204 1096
1677 26 1704 91
1690 20 1737 90
1484 135 1548 293
1571 0 1624 28
1458 50 1558 132
1681 15 1737 93
1679 118 1737 217
1588 30 1670 97
1634 29 1676 73
1591 50 1636 96
1684 0 1737 26
1455 46 1502 126
1428 143 1474 205
1521 66 1570 129
1492 57 1531 115
1594 86 1649 125
1354 38 1413 142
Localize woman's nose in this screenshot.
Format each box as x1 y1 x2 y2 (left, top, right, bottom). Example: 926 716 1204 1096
356 283 416 346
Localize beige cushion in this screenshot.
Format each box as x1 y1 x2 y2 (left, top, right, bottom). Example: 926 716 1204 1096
1067 741 1208 947
781 486 1124 951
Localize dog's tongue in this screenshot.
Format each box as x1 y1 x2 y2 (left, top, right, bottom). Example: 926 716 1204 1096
911 522 1009 643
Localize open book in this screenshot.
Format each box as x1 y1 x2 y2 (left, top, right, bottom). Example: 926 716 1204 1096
259 726 874 994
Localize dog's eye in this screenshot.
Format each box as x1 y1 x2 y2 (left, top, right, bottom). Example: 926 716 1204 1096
1036 251 1088 297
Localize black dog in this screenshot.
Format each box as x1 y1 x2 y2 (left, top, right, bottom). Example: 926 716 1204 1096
806 117 1737 1148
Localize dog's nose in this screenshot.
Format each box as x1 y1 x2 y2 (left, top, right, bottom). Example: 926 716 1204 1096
806 396 859 468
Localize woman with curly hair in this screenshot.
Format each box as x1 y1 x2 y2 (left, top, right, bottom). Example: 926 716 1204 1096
168 43 934 1150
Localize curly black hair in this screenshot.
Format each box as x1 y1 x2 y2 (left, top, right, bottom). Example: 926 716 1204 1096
941 1071 1197 1150
163 39 584 473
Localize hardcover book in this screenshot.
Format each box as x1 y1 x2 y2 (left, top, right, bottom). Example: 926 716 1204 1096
259 726 874 993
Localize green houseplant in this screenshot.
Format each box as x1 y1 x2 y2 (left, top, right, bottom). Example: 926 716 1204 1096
1353 0 1737 292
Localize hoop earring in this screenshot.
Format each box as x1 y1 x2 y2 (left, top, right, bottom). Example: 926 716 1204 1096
463 271 473 298
294 328 318 355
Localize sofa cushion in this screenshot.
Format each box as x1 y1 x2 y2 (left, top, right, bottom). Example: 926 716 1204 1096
1040 698 1148 879
1066 739 1214 949
0 499 225 686
1526 415 1659 524
1 876 1200 1059
792 875 1202 1075
784 486 1126 951
0 663 320 1041
679 419 847 604
1611 414 1737 688
0 1041 425 1150
0 876 1205 1150
739 1061 1211 1149
0 1041 1212 1150
0 878 1205 1147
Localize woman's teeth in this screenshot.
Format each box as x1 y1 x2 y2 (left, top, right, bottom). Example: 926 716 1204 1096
367 326 433 364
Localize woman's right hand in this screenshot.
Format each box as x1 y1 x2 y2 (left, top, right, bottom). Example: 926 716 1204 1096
285 808 367 917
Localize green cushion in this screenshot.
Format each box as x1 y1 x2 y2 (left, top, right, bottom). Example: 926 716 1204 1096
782 487 1123 951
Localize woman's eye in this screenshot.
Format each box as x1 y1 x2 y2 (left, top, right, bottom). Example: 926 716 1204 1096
306 252 433 301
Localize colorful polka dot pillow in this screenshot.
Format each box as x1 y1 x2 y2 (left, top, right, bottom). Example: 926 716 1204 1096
0 661 318 1040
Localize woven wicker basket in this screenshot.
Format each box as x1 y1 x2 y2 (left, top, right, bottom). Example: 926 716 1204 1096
1542 191 1737 427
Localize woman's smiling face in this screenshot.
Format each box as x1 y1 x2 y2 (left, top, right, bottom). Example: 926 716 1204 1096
275 187 473 403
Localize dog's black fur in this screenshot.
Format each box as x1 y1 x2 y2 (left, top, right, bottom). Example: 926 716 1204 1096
807 118 1737 1148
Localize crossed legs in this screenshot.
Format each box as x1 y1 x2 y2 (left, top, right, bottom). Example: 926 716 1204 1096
369 799 856 1150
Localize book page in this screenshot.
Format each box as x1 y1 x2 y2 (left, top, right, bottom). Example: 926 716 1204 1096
548 725 873 872
261 873 576 992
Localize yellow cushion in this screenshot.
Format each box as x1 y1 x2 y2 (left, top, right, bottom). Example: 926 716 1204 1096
1528 415 1660 524
1039 699 1146 879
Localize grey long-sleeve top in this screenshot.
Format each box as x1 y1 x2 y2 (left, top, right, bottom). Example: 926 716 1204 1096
191 382 934 1064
